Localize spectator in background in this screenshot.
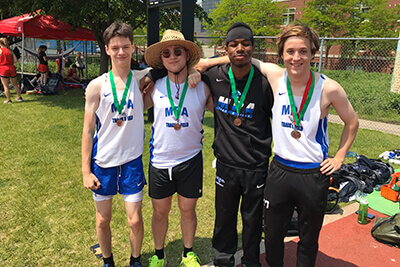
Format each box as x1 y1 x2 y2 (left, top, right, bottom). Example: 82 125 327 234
139 56 148 69
37 45 49 86
0 37 23 103
66 64 81 83
56 49 63 75
75 52 85 78
64 54 73 74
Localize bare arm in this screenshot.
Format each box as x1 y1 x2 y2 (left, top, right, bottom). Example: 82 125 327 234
82 78 102 190
320 79 359 175
195 56 229 73
251 58 285 95
204 83 214 113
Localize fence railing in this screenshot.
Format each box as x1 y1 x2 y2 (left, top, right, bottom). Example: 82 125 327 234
15 35 400 131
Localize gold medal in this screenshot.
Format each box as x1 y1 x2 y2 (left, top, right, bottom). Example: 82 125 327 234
174 123 181 130
291 129 301 139
116 119 123 127
234 117 242 126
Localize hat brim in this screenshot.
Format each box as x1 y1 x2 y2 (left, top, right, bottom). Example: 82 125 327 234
144 39 201 69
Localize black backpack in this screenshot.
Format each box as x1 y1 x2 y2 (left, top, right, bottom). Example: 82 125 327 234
41 76 62 95
19 77 35 94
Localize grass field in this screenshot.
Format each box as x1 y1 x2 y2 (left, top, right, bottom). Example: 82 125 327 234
1 88 400 267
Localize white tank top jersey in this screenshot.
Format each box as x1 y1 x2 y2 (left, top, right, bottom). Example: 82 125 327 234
272 71 328 168
150 76 206 169
92 70 144 168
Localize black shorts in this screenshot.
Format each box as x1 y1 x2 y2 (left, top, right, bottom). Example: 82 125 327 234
149 151 203 199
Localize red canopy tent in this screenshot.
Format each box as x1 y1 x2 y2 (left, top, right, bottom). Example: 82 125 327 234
0 12 96 76
0 12 96 40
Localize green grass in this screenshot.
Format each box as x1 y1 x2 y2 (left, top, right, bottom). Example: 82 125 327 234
1 89 400 266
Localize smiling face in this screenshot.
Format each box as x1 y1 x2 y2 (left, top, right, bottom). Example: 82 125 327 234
225 38 254 69
160 45 188 74
105 36 134 67
282 36 313 76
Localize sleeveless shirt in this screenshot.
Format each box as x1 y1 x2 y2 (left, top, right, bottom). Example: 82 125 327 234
150 76 206 168
272 71 328 168
92 70 144 168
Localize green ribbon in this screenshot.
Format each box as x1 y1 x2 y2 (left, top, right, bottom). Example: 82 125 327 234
109 70 133 115
166 75 189 121
286 71 315 127
228 66 254 116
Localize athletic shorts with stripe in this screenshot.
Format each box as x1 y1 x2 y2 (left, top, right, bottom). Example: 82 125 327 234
149 151 203 199
91 155 146 196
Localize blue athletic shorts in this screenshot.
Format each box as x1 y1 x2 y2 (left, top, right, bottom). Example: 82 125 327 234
91 155 146 196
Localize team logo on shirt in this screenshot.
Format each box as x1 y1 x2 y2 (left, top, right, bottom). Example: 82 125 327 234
281 104 303 131
164 107 190 128
216 96 255 118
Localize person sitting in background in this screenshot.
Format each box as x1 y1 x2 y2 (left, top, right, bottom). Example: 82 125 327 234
66 64 81 83
0 37 23 103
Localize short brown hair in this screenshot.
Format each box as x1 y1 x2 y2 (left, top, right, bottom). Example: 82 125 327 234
103 21 134 45
276 23 320 58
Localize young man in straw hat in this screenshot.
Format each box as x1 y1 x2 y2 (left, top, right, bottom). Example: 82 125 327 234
82 21 152 267
198 22 358 267
144 29 213 267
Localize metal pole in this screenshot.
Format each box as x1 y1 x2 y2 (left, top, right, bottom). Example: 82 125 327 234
180 0 194 41
21 33 24 78
318 37 324 73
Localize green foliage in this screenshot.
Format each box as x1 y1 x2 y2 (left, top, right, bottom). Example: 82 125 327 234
205 0 283 46
323 69 400 122
357 0 400 38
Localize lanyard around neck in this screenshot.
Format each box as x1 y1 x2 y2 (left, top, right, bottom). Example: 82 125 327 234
166 75 189 121
228 66 254 115
286 71 315 127
109 70 132 115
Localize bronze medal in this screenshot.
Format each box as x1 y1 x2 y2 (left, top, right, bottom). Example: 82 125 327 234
291 129 301 139
234 117 242 126
116 119 123 127
174 123 181 131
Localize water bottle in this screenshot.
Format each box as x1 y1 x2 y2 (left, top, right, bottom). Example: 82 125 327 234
357 199 369 224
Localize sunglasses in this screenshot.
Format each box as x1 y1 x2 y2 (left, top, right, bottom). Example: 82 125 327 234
161 47 186 58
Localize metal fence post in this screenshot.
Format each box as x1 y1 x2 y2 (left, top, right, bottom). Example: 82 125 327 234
318 37 324 73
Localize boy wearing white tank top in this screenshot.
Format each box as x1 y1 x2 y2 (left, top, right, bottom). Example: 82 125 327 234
81 21 152 267
254 24 359 267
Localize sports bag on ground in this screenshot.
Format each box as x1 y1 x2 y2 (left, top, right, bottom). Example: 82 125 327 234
371 213 400 248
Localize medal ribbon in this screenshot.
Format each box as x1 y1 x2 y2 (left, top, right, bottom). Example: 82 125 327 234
286 71 315 127
166 75 189 121
228 65 254 116
109 70 133 115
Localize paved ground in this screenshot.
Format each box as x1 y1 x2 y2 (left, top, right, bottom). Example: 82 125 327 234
329 114 400 136
203 203 361 267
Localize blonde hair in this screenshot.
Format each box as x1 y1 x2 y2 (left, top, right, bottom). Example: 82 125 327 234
0 38 9 48
276 23 320 58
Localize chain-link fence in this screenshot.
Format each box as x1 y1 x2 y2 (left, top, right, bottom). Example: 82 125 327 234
195 36 400 132
14 35 400 132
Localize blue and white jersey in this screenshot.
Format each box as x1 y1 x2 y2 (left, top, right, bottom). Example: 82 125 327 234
150 76 206 168
92 70 144 168
272 71 328 169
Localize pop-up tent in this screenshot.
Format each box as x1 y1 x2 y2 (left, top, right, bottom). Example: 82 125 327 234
0 12 96 75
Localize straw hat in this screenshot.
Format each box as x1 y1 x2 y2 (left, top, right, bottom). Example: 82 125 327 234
145 29 201 69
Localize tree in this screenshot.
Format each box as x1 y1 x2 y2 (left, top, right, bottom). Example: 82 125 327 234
301 0 400 69
2 0 209 75
205 0 284 38
300 0 360 68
